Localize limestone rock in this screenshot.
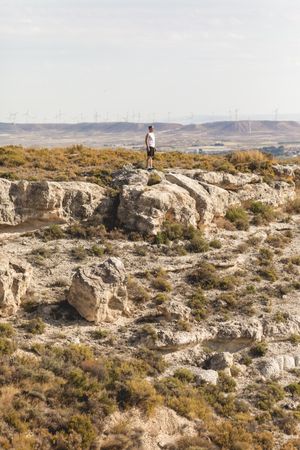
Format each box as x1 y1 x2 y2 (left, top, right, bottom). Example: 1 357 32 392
192 169 261 186
67 257 129 323
0 179 107 226
236 181 295 206
112 165 150 187
216 318 264 341
0 258 32 316
118 181 199 235
259 354 300 378
165 173 232 222
208 352 233 370
192 368 219 385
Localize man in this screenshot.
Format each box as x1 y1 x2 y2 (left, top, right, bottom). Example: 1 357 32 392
145 125 156 171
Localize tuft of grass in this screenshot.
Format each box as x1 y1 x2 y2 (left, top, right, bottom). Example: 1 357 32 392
127 277 150 303
250 340 268 357
147 172 162 186
225 206 249 230
0 323 15 338
249 201 276 225
23 318 46 335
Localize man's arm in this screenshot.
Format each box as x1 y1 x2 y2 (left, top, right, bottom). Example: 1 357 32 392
145 133 149 148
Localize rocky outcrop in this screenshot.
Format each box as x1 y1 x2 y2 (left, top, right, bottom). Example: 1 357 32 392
67 257 129 323
0 258 32 316
216 318 264 341
177 168 261 186
0 180 108 226
259 354 300 378
118 181 199 235
235 180 295 206
0 166 296 234
165 173 232 222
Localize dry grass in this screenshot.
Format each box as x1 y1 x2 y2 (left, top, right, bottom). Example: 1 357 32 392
0 146 281 186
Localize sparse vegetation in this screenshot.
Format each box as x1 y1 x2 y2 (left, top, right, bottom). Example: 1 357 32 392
225 206 250 230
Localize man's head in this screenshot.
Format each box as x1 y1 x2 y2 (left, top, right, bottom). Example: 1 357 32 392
148 125 153 132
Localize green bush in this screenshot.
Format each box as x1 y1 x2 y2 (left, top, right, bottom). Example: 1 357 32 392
67 414 97 449
188 262 218 289
249 201 276 224
225 207 249 230
0 323 14 338
0 337 16 355
127 278 150 303
250 340 268 357
188 288 208 320
23 318 46 335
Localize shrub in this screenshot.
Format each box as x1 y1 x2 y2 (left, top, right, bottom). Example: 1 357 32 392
0 337 16 355
285 197 300 214
42 224 65 240
0 323 14 338
71 245 87 261
89 244 105 257
249 201 276 224
188 288 208 320
227 150 271 168
176 319 192 332
147 173 162 186
254 382 285 410
154 293 169 305
188 262 219 289
209 239 222 249
258 265 278 282
187 232 210 253
127 278 150 303
23 318 46 335
152 276 172 292
67 414 97 449
289 334 300 345
173 368 195 383
285 382 300 397
250 340 268 357
117 378 162 415
91 328 109 340
258 247 274 265
225 207 249 230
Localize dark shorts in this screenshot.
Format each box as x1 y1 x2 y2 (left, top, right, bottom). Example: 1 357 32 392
147 146 156 158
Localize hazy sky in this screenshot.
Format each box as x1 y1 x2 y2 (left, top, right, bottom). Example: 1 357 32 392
1 0 300 122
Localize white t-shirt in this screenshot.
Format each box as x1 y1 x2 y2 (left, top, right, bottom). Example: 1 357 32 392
147 132 155 147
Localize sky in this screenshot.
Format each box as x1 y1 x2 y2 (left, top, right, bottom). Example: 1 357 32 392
1 0 300 123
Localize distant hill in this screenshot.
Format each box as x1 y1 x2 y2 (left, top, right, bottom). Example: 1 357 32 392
1 120 300 149
1 120 300 136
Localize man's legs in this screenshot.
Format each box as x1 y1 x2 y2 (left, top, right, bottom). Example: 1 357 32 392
147 156 153 169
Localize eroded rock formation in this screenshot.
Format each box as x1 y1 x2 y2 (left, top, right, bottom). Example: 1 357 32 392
0 258 32 316
67 257 129 323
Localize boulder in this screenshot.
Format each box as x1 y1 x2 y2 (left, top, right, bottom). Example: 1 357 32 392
0 179 108 226
208 352 233 370
193 368 219 385
0 258 32 316
112 165 150 187
165 173 232 222
236 181 295 206
192 169 261 186
216 318 264 341
259 354 300 378
67 257 129 323
118 181 199 235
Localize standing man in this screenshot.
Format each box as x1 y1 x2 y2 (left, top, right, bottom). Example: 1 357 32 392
145 125 156 171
